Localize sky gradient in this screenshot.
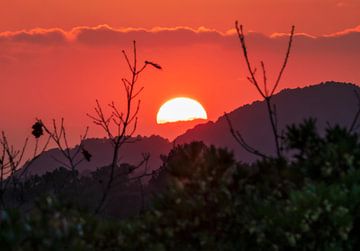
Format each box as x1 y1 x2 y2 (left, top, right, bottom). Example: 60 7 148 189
1 0 359 146
1 0 360 35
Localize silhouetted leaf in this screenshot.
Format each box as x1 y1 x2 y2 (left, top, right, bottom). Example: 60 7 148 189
145 60 162 70
82 148 92 162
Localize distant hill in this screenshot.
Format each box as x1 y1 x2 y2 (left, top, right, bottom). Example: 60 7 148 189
23 81 360 175
175 81 360 162
24 135 171 177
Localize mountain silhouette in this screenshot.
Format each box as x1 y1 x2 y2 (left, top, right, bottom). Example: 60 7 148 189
23 81 360 175
23 135 171 177
175 81 360 162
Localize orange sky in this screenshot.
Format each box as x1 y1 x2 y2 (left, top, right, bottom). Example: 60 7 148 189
1 0 360 34
0 0 360 147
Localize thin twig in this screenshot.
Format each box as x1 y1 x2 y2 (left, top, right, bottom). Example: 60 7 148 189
270 25 295 96
349 90 360 133
224 113 269 159
231 21 295 159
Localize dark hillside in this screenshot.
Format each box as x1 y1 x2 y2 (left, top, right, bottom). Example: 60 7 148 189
176 82 360 162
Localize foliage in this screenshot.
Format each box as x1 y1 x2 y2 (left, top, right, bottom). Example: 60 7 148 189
0 196 128 251
118 121 360 251
2 121 360 250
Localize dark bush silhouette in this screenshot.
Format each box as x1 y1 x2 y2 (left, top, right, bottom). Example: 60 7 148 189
2 121 360 250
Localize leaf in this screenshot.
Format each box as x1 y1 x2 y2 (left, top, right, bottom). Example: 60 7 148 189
145 60 162 70
82 148 92 162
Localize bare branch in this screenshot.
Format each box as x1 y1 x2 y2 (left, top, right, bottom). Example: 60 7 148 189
235 21 266 99
270 25 295 96
232 21 295 159
38 118 89 189
261 61 269 97
122 50 134 72
51 155 71 169
224 113 269 159
349 90 360 133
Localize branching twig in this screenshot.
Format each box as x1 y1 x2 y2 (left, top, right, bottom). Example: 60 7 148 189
0 129 50 209
270 25 295 96
89 41 161 214
225 113 269 159
228 21 295 159
36 118 89 188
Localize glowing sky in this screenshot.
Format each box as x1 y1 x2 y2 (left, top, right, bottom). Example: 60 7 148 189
1 0 360 35
0 0 359 145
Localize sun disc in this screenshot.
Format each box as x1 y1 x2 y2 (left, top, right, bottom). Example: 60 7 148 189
157 97 207 124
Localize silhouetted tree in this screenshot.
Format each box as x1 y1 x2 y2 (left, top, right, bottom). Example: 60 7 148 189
0 129 49 209
87 41 161 213
33 118 89 192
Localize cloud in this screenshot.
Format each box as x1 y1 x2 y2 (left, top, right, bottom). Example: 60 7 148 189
270 32 316 39
0 28 68 44
0 24 359 52
71 25 228 47
325 25 360 37
0 25 229 47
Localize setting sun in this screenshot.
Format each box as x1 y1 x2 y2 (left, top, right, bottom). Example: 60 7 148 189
156 97 207 124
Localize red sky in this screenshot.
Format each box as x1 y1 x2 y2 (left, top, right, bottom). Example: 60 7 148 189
1 0 360 35
0 0 359 147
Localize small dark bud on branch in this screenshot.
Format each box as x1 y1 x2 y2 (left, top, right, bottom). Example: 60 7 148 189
32 121 43 138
